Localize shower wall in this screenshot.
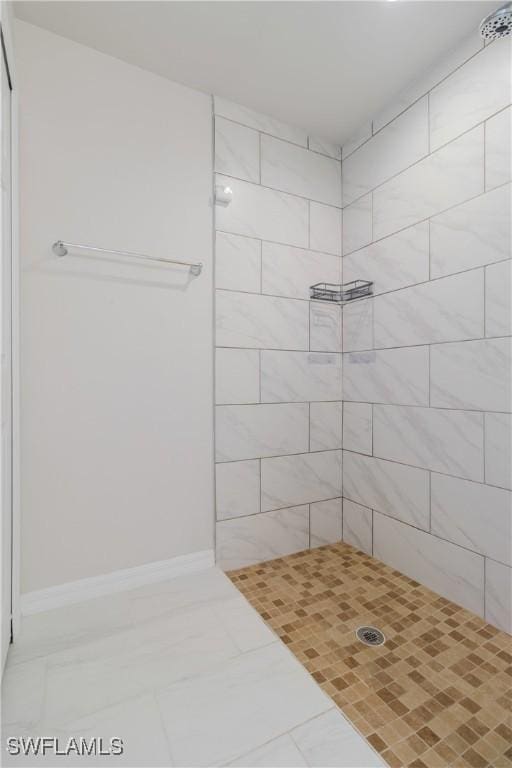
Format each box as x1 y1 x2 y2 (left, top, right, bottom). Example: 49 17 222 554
213 98 343 569
341 34 511 632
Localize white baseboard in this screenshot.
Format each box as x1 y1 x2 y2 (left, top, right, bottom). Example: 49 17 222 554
20 548 215 616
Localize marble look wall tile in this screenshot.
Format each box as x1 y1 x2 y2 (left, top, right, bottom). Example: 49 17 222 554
260 351 341 403
309 202 342 256
215 460 260 521
215 117 260 183
215 231 261 293
430 184 511 278
373 404 484 481
214 96 308 146
342 122 372 160
343 346 429 406
486 259 512 338
342 402 372 456
372 33 483 133
310 402 343 451
308 136 342 160
216 506 310 571
485 412 512 490
216 290 309 350
373 127 484 240
261 450 342 512
431 473 511 565
291 707 385 768
310 302 342 352
216 348 260 405
343 98 428 206
343 222 429 296
373 269 484 348
342 298 374 353
373 512 485 617
342 450 430 530
310 498 343 547
342 499 373 556
430 37 511 150
485 106 511 191
216 403 309 462
430 337 511 412
261 135 341 207
215 174 308 247
261 242 341 301
342 194 372 255
485 558 512 634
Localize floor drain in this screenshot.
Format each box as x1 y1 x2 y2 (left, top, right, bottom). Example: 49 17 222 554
356 626 385 646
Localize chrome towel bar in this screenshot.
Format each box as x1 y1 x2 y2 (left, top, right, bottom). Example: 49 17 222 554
52 240 203 276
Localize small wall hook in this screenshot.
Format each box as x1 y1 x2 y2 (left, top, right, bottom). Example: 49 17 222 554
215 184 233 206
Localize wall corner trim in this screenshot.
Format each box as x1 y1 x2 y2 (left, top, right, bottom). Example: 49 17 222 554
19 549 216 616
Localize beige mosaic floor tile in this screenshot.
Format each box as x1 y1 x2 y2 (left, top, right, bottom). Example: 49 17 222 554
229 542 512 768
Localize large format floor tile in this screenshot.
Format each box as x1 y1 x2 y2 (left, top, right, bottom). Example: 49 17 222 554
2 566 380 768
156 642 332 766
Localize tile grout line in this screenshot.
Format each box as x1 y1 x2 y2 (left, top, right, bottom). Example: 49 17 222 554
369 506 497 567
258 130 262 185
341 447 501 489
483 265 487 338
218 495 343 523
217 256 510 306
216 226 343 258
216 170 342 209
342 179 510 258
342 40 491 160
342 330 510 357
258 457 262 515
341 103 511 213
483 117 487 193
427 91 431 155
428 344 431 408
213 110 308 149
483 555 487 621
483 411 487 485
211 98 219 540
428 470 432 533
216 428 509 492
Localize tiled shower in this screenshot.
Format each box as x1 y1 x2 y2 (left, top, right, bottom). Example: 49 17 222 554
214 98 344 568
3 6 512 768
213 32 511 635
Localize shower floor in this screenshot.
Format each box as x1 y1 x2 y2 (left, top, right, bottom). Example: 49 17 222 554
229 542 512 768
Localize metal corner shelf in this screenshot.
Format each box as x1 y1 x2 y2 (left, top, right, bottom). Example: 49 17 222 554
310 280 373 303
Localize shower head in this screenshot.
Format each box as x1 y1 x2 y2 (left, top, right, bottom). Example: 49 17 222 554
479 2 512 40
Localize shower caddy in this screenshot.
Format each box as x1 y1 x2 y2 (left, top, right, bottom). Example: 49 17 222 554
309 279 373 303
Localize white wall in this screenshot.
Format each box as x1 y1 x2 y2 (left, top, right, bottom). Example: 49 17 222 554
16 21 214 593
341 33 511 633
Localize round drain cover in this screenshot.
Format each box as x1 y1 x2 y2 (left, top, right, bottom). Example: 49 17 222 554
356 626 385 646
